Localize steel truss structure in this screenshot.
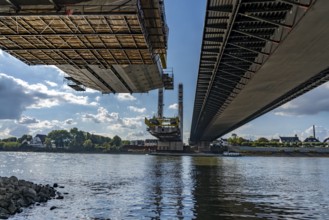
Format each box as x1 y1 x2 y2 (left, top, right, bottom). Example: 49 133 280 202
0 0 172 93
190 0 328 142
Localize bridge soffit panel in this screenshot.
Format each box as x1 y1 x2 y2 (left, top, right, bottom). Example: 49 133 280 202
191 0 316 141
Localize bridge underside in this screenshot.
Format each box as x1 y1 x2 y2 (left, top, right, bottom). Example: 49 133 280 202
0 0 171 93
191 0 329 142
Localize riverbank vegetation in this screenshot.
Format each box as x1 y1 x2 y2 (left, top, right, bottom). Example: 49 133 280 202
0 128 130 153
227 134 329 148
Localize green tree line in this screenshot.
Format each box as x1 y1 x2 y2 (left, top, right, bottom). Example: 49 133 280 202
0 127 130 152
226 134 328 148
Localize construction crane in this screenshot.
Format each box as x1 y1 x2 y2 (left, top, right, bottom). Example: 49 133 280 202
145 83 183 151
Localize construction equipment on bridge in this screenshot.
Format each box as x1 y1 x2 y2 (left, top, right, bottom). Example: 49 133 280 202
0 0 173 93
145 83 183 151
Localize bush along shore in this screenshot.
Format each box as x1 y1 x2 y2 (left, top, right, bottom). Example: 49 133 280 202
0 176 63 219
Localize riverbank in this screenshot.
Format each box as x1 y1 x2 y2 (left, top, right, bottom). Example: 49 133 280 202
151 151 329 157
0 176 63 219
0 147 148 155
149 152 220 157
231 146 329 157
2 147 329 157
241 151 329 157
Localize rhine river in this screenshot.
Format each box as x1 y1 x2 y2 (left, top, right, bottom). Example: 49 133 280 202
1 152 329 219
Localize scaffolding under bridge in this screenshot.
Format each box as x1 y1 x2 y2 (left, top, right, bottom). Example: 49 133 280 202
0 0 173 93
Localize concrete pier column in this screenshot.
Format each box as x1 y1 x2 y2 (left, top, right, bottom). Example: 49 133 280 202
197 141 211 152
158 141 183 151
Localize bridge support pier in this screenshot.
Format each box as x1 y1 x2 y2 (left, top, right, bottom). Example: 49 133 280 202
197 141 211 152
158 141 183 151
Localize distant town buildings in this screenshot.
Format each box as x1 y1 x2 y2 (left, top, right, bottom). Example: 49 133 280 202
219 138 229 147
129 140 145 146
303 137 320 143
123 139 158 152
279 135 300 143
145 139 158 147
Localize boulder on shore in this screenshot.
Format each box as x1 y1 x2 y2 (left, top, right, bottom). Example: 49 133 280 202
0 176 59 219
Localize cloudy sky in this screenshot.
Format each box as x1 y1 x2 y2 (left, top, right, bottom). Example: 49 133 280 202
1 1 329 142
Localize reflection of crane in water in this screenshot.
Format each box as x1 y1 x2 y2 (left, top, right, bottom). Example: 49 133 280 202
145 81 183 151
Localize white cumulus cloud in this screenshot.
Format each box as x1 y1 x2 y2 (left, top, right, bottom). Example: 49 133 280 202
85 88 99 94
17 116 39 124
95 96 101 102
116 93 136 101
0 73 98 119
125 131 150 140
82 107 144 131
169 103 178 110
44 80 58 87
0 128 11 138
128 106 146 113
299 125 329 142
274 82 329 116
64 119 75 125
82 107 119 124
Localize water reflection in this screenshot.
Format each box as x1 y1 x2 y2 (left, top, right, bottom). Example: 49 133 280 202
1 153 329 219
146 156 195 219
191 157 254 220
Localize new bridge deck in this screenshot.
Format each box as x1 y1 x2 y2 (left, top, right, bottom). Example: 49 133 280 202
0 0 170 93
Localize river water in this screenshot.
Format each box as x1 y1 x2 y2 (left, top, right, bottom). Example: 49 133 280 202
0 152 329 219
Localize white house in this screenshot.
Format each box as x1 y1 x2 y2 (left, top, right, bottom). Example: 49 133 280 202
220 138 229 147
279 135 300 143
30 134 47 148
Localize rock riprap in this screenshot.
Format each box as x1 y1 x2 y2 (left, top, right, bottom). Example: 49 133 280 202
0 176 57 219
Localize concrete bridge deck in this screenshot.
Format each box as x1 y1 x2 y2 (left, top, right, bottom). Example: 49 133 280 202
190 0 329 142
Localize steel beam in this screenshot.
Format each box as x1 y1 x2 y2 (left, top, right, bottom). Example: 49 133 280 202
0 12 137 17
3 47 149 51
278 0 311 7
6 0 21 12
208 5 233 13
239 13 292 29
226 42 270 56
221 62 255 73
223 53 262 65
0 32 145 37
49 0 61 11
217 69 251 80
232 29 280 43
193 0 242 135
216 75 246 86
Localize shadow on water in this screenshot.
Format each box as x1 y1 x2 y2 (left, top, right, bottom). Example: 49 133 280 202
191 157 327 220
191 157 262 219
145 156 328 219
